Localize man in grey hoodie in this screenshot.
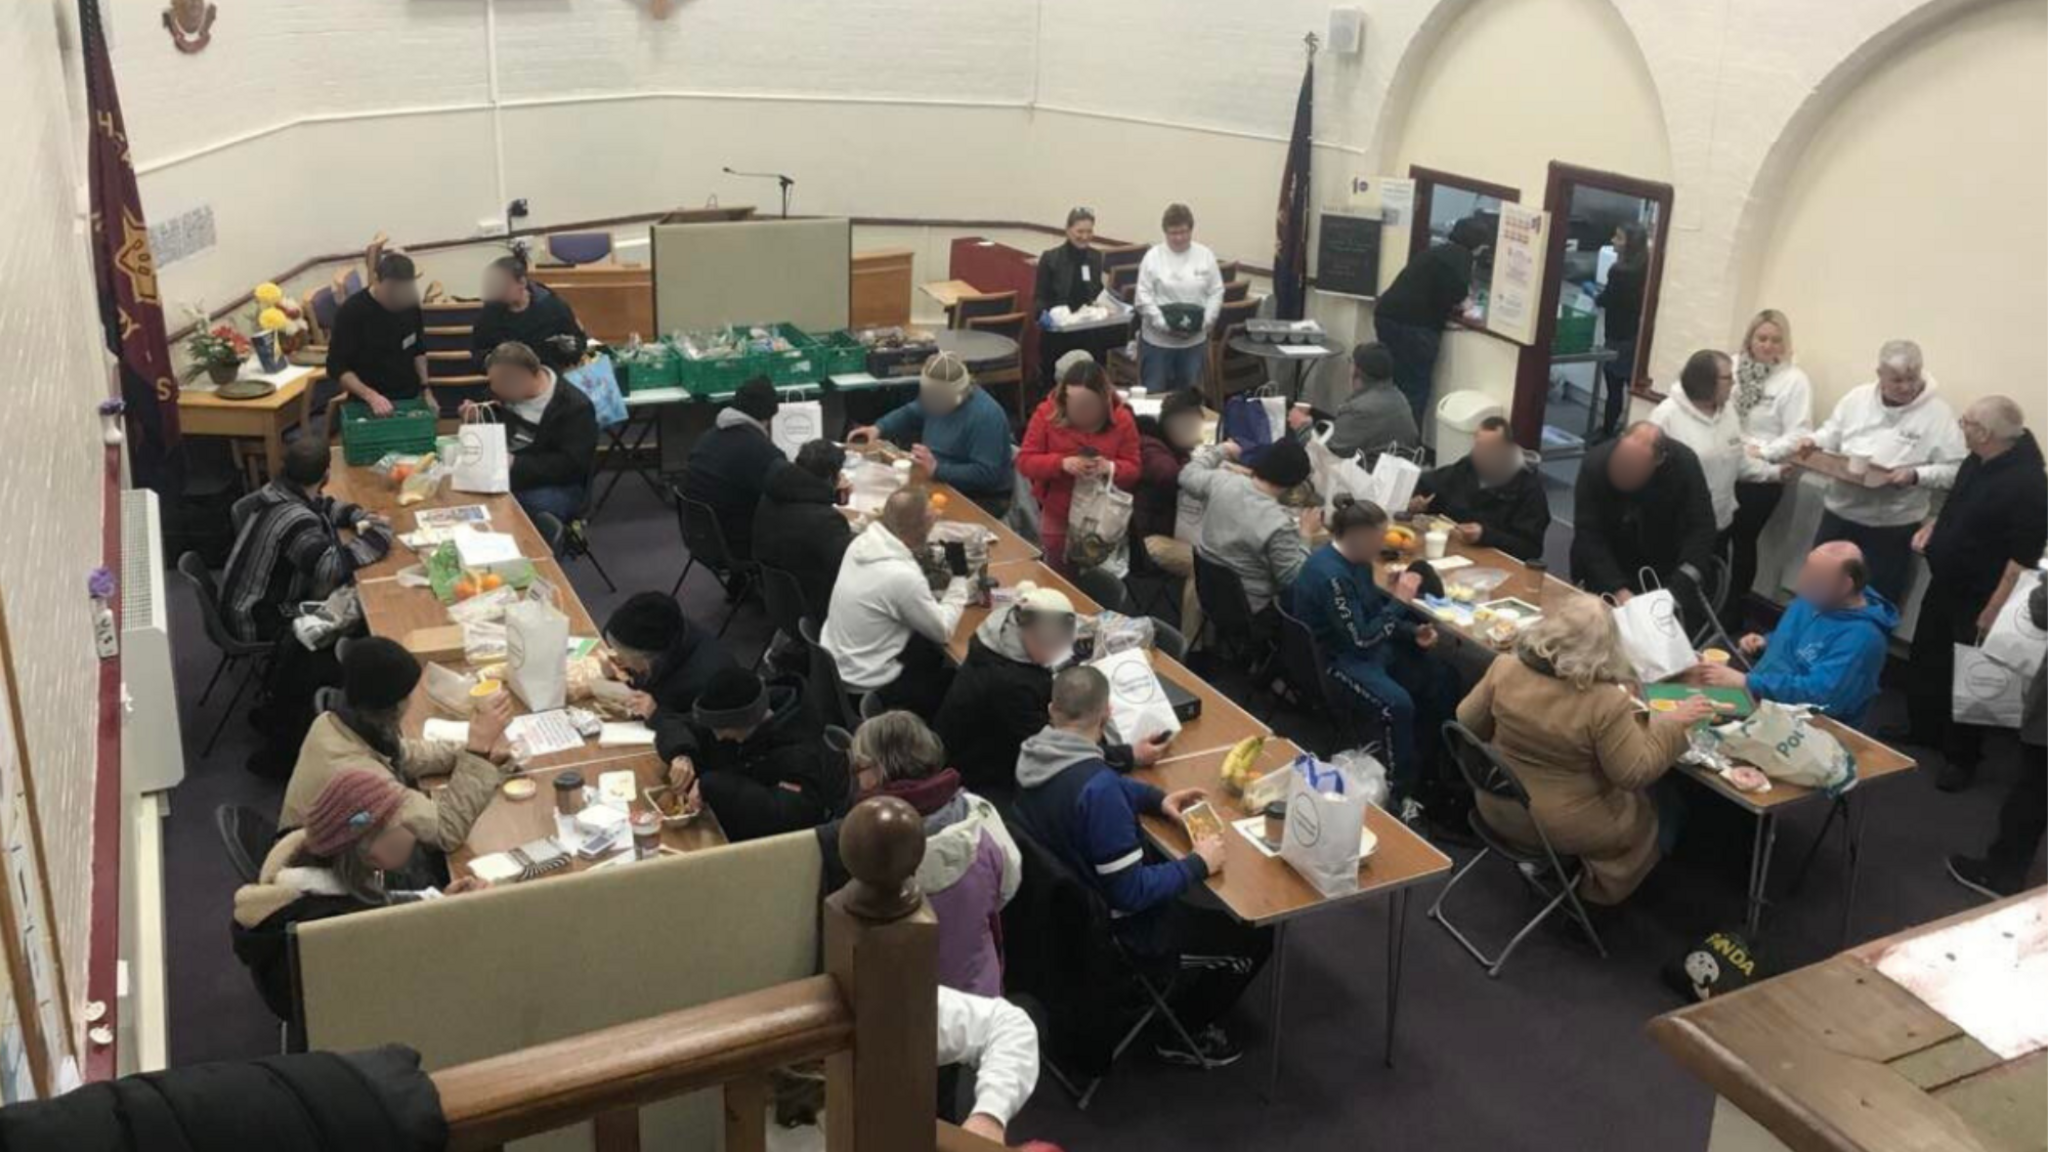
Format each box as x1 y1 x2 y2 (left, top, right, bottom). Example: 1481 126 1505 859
1012 667 1271 1067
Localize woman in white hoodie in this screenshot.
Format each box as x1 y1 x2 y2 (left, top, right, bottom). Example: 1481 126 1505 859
1651 350 1779 618
820 486 970 715
1135 202 1225 394
1728 309 1813 614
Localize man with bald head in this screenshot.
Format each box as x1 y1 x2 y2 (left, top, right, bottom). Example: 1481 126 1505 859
1690 541 1897 728
1901 394 2046 790
1570 421 1718 605
821 485 970 715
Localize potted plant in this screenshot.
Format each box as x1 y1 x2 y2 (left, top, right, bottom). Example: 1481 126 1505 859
186 323 251 385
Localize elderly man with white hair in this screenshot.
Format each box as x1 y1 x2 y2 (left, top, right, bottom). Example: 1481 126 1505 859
1794 339 1968 603
1898 394 2047 791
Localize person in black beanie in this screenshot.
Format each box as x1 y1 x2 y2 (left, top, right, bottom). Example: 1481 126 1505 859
1179 436 1319 615
683 376 785 570
753 439 855 617
602 591 737 722
654 668 837 842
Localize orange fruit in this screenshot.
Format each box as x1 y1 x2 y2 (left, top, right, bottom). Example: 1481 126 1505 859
454 578 477 599
929 492 950 511
390 464 413 482
480 573 505 591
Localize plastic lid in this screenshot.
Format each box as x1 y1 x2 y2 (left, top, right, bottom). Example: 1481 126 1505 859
553 771 584 791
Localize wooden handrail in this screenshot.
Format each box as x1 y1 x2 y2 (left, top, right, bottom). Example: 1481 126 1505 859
432 975 852 1151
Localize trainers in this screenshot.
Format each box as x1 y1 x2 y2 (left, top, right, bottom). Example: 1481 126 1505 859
1945 854 2018 901
1155 1024 1243 1069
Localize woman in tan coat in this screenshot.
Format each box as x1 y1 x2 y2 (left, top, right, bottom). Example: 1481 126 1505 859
1456 596 1715 904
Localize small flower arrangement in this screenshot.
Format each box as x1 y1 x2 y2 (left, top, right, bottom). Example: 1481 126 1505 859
186 323 251 384
249 282 308 353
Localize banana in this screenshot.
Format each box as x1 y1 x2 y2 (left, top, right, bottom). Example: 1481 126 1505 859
1220 735 1269 788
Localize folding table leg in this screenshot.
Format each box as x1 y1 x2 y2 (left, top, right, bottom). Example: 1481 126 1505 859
1385 887 1409 1069
1839 796 1866 946
1261 920 1290 1103
1744 812 1779 939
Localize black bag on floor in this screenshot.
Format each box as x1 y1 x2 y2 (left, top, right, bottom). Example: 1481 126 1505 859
1665 928 1764 1003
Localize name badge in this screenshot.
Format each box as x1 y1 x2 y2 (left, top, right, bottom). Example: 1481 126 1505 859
402 333 418 349
1081 265 1092 282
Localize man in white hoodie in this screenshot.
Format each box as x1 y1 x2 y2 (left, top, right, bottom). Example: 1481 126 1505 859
1794 339 1967 604
1652 349 1781 620
822 486 971 715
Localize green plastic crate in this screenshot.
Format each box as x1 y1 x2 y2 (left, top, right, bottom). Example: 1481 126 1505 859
677 324 820 396
612 343 679 393
338 397 439 465
1553 305 1597 355
803 329 869 378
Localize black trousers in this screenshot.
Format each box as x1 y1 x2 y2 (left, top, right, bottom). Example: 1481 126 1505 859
1907 591 1988 769
1124 897 1274 1033
870 633 956 718
1728 481 1784 625
1814 512 1917 606
247 635 345 778
1985 748 2047 886
699 773 830 843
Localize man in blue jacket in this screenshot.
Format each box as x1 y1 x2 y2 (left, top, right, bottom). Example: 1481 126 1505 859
849 352 1015 514
1012 667 1270 1068
1687 542 1897 728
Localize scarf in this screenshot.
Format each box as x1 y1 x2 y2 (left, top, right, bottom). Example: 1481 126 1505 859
866 767 964 820
1734 357 1774 419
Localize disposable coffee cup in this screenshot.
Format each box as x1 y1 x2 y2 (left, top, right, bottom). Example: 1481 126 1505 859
1425 529 1450 560
1847 453 1871 478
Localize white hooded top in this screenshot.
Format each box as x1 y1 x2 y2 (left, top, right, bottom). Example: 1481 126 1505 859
1651 392 1778 530
820 520 969 691
1732 357 1814 461
1809 378 1968 527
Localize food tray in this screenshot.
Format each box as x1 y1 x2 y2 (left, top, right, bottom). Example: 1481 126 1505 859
1443 568 1511 602
339 397 438 464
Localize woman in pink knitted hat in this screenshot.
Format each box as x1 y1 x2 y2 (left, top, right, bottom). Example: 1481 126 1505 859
232 770 490 1025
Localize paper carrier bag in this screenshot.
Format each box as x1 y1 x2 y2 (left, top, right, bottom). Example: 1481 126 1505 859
452 420 511 494
1279 752 1371 898
505 599 570 710
770 397 825 462
1365 452 1422 515
1982 570 2046 679
1953 644 2026 729
1092 646 1181 743
1612 575 1696 684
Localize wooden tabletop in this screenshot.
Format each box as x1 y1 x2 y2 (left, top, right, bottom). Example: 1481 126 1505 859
950 560 1270 760
1788 448 1902 490
358 558 598 642
1649 890 2047 1152
1679 724 1917 814
324 457 555 582
920 279 980 308
1130 738 1453 927
442 752 729 880
938 488 1041 566
178 365 316 412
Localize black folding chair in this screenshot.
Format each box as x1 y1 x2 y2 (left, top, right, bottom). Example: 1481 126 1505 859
214 804 279 885
1071 565 1130 615
1122 536 1181 622
1148 618 1188 662
558 487 616 593
173 551 274 757
1427 721 1607 977
1273 604 1383 757
755 563 812 672
671 486 756 636
1191 548 1270 668
801 617 860 730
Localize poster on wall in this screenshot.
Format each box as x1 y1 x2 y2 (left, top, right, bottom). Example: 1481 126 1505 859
1377 178 1416 230
1486 202 1550 345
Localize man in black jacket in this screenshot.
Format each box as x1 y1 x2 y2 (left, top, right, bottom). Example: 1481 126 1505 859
753 439 854 618
1373 215 1490 427
602 591 736 720
684 377 784 566
1412 415 1550 561
472 255 587 373
654 669 838 841
934 586 1171 796
1902 396 2047 791
467 341 599 526
327 252 432 416
1571 422 1717 606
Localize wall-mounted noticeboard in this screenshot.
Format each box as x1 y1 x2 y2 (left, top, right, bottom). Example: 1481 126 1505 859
1313 212 1382 300
1486 202 1551 345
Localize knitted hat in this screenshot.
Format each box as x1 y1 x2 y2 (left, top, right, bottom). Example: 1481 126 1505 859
734 377 780 423
693 668 770 731
605 592 684 653
302 770 408 856
1352 342 1394 382
1253 437 1312 488
1014 580 1076 619
342 637 422 711
919 352 973 403
1053 349 1096 382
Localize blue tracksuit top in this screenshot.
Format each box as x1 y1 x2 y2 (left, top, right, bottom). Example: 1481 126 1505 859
1290 543 1417 666
1747 590 1899 728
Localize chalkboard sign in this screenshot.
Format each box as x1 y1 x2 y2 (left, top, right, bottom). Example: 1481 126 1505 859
1314 213 1382 299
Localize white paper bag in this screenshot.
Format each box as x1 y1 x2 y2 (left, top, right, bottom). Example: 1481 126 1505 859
1092 646 1181 744
1366 453 1422 516
1612 587 1696 684
1983 571 2046 679
452 421 511 494
770 398 825 462
505 599 570 711
1257 395 1287 443
1279 753 1371 898
1953 644 2025 729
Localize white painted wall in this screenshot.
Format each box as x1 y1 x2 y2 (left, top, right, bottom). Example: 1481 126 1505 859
1 0 121 1058
1746 0 2048 420
105 0 2048 429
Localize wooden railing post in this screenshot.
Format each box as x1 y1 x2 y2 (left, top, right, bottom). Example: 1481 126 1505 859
823 797 939 1152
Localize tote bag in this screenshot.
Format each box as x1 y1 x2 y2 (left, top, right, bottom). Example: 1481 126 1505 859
564 358 627 429
1611 574 1696 684
1953 644 2026 729
452 418 511 494
1066 464 1134 572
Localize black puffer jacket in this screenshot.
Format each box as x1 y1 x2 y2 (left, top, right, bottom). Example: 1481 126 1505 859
652 676 839 810
632 614 737 718
752 462 854 619
0 1045 443 1152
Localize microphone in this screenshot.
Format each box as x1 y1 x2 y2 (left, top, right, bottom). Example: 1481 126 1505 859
721 166 796 217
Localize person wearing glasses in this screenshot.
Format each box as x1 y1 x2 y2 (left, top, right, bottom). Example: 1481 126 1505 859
1035 207 1113 394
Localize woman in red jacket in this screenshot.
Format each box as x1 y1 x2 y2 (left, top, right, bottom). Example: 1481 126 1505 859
1017 358 1141 569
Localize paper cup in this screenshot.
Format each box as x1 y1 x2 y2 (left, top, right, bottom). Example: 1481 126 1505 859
1846 453 1871 478
1424 530 1450 560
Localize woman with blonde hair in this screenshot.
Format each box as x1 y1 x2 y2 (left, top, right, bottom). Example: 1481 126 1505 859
1729 309 1814 606
1455 596 1715 904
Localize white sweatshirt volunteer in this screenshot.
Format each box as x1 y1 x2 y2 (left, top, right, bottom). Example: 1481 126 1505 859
936 987 1040 1131
1135 241 1225 350
1732 357 1814 461
820 520 969 691
1651 392 1779 531
1808 377 1968 527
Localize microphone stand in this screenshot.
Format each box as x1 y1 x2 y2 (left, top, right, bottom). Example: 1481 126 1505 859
722 166 795 218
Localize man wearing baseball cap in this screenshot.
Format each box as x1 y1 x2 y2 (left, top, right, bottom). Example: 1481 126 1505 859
326 251 434 417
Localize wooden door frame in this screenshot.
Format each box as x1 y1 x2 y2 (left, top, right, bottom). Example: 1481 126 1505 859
1509 162 1676 449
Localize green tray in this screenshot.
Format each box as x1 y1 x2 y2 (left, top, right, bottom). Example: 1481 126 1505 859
803 329 870 378
338 397 438 465
1553 305 1597 355
676 324 820 396
611 344 679 393
1644 682 1754 720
